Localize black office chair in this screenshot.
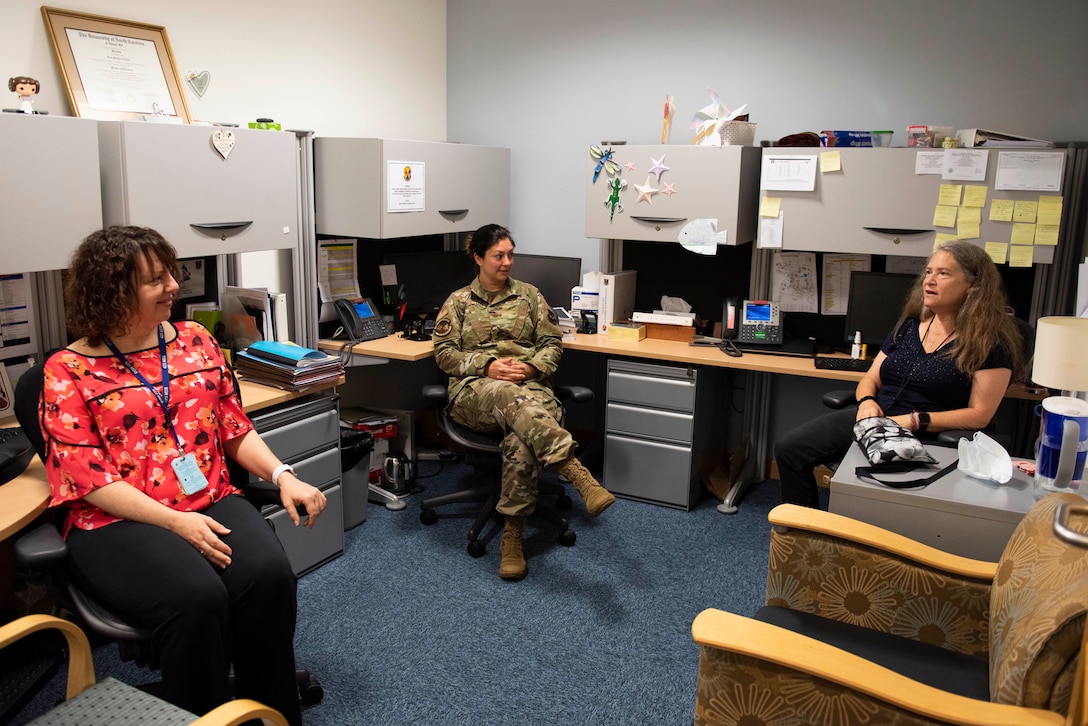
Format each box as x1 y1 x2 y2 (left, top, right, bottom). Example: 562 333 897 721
419 384 592 557
11 362 323 707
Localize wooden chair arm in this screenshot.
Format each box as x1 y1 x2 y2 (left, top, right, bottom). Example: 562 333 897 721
0 614 96 700
769 504 998 581
193 699 289 726
692 609 1063 726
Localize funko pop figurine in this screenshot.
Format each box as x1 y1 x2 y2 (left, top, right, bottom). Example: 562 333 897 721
8 76 40 114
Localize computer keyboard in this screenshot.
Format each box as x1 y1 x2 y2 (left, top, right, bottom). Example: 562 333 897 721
814 356 873 372
0 427 24 444
0 426 35 485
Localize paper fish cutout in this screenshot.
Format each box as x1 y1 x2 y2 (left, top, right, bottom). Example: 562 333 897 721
678 218 726 255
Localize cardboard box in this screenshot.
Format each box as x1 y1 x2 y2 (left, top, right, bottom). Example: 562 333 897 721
606 322 646 341
571 287 599 311
341 408 398 439
643 322 695 343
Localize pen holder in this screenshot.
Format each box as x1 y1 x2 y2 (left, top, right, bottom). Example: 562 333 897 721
719 121 757 146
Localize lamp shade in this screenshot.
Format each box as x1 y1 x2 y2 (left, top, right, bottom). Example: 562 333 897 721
1032 316 1088 392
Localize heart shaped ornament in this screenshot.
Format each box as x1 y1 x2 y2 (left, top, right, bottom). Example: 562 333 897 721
186 70 211 98
211 129 235 159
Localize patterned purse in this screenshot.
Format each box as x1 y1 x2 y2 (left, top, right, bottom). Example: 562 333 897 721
852 416 955 488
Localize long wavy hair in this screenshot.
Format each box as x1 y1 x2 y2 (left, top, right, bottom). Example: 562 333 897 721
65 226 180 346
896 240 1023 377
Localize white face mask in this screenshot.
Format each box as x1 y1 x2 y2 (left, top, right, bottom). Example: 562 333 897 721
958 431 1013 484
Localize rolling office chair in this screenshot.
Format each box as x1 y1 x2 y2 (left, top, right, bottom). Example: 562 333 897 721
419 384 592 557
11 362 324 707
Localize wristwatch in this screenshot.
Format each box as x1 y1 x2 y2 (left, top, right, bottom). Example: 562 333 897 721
271 463 296 487
917 412 931 433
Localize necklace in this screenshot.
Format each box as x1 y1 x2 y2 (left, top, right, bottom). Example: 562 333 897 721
922 317 955 354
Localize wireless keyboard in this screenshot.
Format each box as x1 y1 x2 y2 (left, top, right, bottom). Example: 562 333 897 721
814 356 873 372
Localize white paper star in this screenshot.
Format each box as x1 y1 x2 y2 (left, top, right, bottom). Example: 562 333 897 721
634 176 659 205
648 155 669 181
662 182 677 197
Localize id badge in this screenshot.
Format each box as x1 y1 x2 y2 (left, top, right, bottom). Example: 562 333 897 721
172 453 209 496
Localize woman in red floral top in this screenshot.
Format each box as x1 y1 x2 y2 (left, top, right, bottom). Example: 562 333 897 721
39 226 326 724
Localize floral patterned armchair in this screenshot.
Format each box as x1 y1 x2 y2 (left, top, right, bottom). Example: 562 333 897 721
692 493 1088 726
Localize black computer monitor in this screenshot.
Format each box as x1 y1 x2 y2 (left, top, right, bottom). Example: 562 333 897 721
382 250 478 318
844 270 918 348
511 253 582 309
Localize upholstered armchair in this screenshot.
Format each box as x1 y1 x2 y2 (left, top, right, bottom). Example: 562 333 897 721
692 493 1088 726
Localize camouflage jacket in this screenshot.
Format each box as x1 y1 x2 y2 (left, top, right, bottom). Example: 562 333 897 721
432 277 563 400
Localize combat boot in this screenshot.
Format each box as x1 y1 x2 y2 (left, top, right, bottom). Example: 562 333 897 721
557 457 615 517
499 515 527 581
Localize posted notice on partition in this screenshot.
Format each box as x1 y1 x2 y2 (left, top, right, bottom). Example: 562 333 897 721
387 160 426 212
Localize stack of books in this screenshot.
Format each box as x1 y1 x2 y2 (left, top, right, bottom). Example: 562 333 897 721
233 340 344 391
554 307 578 342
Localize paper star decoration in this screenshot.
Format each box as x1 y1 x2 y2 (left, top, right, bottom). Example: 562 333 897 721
648 155 669 181
625 160 636 172
662 182 677 197
690 87 748 146
634 176 659 205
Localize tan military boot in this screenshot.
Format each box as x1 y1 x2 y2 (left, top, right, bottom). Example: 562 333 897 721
557 457 615 517
499 515 527 581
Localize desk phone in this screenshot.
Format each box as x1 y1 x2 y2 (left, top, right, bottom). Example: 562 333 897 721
738 300 783 345
335 298 390 342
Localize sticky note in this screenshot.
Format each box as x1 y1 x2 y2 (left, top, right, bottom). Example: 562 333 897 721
1009 245 1034 268
1038 212 1062 226
819 151 841 173
760 197 781 218
963 185 988 207
1034 224 1060 246
1010 223 1036 246
934 233 957 250
1013 200 1038 223
957 222 980 240
938 184 963 207
989 200 1015 222
985 242 1008 264
933 205 958 227
958 206 982 225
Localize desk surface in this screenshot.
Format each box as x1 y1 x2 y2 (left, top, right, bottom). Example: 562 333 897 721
0 378 342 542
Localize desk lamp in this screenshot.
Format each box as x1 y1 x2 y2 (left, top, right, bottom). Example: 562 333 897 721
1031 317 1088 495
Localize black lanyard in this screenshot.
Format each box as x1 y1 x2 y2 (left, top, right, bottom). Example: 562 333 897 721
104 325 183 450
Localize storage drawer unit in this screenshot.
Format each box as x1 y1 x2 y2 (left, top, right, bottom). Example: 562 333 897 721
247 393 343 575
603 360 723 510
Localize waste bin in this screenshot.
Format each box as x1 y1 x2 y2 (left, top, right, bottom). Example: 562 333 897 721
340 428 374 529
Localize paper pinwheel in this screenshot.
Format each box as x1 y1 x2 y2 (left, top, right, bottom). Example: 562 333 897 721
590 145 621 183
689 88 748 146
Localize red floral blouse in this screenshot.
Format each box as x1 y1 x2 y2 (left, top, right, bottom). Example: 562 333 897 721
41 321 253 535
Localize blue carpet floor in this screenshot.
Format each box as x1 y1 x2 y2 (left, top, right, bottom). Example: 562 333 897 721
12 466 820 725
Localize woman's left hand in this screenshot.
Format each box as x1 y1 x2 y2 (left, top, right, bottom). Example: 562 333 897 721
278 475 327 528
488 357 535 383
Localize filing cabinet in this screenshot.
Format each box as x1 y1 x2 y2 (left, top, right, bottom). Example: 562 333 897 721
97 121 300 257
246 393 343 576
603 359 722 510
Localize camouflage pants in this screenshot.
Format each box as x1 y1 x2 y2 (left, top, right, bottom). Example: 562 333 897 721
448 378 575 516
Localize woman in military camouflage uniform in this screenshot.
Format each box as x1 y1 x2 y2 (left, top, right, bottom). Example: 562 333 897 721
432 224 615 580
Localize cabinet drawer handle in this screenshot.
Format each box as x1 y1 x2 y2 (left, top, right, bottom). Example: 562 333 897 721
863 227 931 235
191 221 254 240
439 209 469 217
630 216 687 224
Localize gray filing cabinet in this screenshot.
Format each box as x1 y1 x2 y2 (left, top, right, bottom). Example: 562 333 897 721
603 359 722 510
245 393 343 576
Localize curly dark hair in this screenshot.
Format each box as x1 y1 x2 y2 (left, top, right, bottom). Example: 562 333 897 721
65 226 180 346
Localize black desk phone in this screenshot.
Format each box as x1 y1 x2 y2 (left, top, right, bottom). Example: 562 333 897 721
737 299 783 345
335 298 390 342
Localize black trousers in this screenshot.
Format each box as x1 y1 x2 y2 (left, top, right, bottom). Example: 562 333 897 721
773 407 857 508
66 494 302 724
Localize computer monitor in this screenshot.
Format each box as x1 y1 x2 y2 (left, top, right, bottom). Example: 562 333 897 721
511 253 582 309
844 270 918 349
382 250 477 318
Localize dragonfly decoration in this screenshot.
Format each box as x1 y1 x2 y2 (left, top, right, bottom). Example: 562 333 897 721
605 177 627 221
589 145 621 183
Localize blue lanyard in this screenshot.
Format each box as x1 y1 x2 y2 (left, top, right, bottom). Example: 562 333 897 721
105 325 183 450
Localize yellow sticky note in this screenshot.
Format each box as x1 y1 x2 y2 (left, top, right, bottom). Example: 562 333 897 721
1010 223 1036 246
933 205 958 227
1013 200 1038 223
819 151 841 173
934 233 957 250
1038 211 1062 226
1038 195 1063 212
760 197 781 218
985 242 1008 264
958 206 982 225
963 185 988 207
938 184 963 207
1009 245 1034 268
957 222 980 240
989 200 1015 222
1034 224 1060 246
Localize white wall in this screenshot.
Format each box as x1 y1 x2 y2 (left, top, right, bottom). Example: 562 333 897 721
447 0 1088 274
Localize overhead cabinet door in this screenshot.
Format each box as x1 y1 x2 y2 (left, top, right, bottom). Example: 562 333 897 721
98 122 299 256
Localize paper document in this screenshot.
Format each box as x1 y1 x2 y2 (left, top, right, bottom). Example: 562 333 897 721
761 155 818 192
821 254 871 315
995 152 1065 192
318 239 362 302
771 251 817 314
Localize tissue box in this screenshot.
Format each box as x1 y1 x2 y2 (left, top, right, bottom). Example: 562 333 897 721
571 287 599 311
606 322 646 341
820 130 873 147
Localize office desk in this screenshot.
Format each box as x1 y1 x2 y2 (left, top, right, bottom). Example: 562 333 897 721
0 378 343 543
829 444 1037 561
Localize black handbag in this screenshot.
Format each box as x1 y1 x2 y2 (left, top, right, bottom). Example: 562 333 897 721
852 416 955 488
